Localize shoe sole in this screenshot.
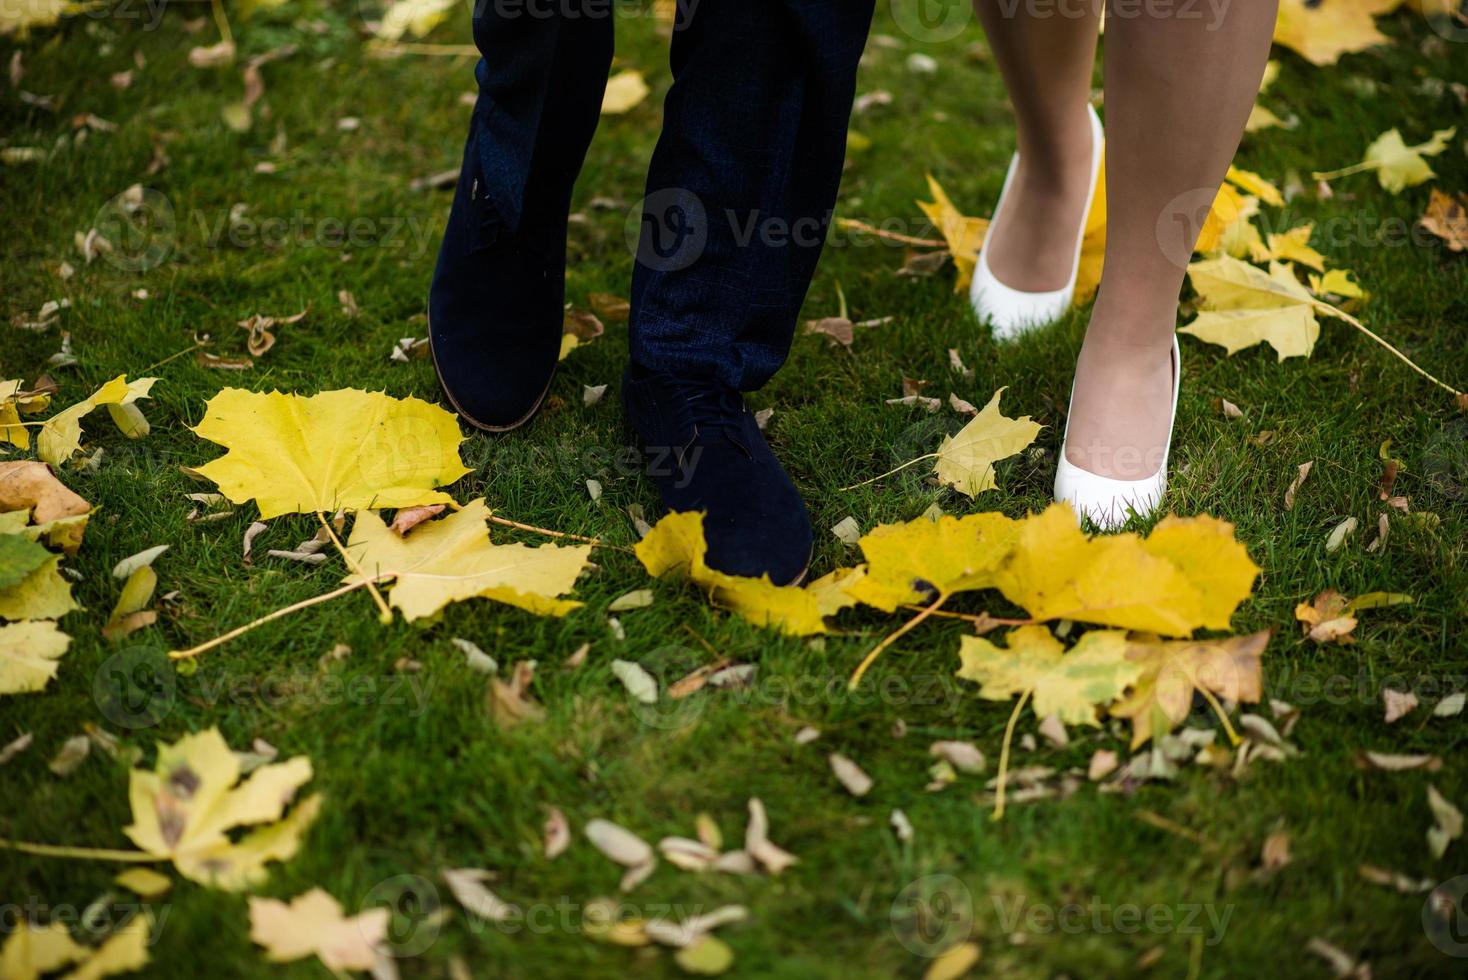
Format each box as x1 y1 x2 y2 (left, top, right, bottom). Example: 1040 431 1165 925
427 311 557 434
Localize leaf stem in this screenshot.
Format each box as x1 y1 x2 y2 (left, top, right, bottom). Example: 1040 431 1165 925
1196 686 1242 748
1316 302 1463 397
839 453 939 492
848 592 947 690
0 839 165 862
835 218 947 249
486 514 619 550
1309 161 1380 182
318 510 393 624
992 687 1032 822
169 579 374 660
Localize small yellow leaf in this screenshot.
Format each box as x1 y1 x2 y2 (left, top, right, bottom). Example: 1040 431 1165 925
674 935 735 975
1257 223 1326 271
1308 268 1368 301
1180 256 1353 360
192 388 470 519
37 376 157 465
917 174 989 294
1362 127 1456 194
932 388 1043 497
601 69 650 115
924 941 981 980
1225 165 1284 207
113 867 173 898
248 888 388 972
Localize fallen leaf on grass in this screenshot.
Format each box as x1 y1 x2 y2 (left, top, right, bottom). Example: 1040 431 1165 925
1110 630 1270 748
1428 784 1462 859
601 69 650 114
586 818 657 891
1434 692 1465 717
1285 461 1313 509
744 798 797 874
611 659 658 703
928 740 985 774
1305 936 1370 979
1421 187 1468 252
0 914 150 980
916 174 989 293
104 546 165 642
1358 864 1435 894
1295 588 1413 644
122 727 321 889
114 867 172 898
237 309 306 358
544 805 570 858
923 941 980 980
636 512 829 635
829 753 873 797
1313 127 1457 194
1383 688 1418 723
0 621 71 696
489 660 544 728
1272 0 1394 66
1357 751 1442 772
345 501 592 620
931 388 1042 497
193 388 470 519
248 888 387 972
36 375 158 465
443 867 518 922
842 511 1019 612
0 551 77 622
957 626 1141 727
1179 258 1331 360
993 506 1260 636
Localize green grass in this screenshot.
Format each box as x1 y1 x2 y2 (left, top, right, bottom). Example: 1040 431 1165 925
3 3 1467 978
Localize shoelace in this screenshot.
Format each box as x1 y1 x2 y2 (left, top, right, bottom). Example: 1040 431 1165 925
661 377 751 458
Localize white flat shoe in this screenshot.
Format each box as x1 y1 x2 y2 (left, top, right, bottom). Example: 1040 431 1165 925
1054 336 1181 531
970 104 1104 341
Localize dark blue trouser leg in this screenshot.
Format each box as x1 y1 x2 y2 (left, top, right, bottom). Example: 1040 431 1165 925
629 0 876 391
468 0 614 252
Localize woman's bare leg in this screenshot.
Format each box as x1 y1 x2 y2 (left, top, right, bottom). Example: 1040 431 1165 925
973 0 1101 291
1064 0 1279 479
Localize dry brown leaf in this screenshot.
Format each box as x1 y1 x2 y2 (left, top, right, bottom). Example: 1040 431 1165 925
1421 187 1468 252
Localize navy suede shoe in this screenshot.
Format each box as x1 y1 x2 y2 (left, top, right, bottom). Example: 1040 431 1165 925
427 127 564 432
622 365 813 586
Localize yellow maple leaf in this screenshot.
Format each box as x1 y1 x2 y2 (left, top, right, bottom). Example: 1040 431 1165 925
1179 256 1354 360
601 69 650 115
1110 629 1271 748
0 620 70 696
1196 182 1250 256
844 511 1020 612
1253 223 1327 271
635 511 829 635
993 504 1259 637
917 174 990 294
123 727 321 890
1308 268 1369 301
36 376 157 465
345 500 590 621
192 388 470 519
248 888 389 972
0 914 150 980
933 388 1043 497
1226 165 1285 207
1272 0 1396 66
1314 127 1458 194
956 625 1140 726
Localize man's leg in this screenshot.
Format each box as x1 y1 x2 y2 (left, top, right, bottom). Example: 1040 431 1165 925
622 0 874 583
429 1 614 431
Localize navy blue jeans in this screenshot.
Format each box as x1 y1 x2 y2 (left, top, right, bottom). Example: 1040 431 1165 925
468 0 874 391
